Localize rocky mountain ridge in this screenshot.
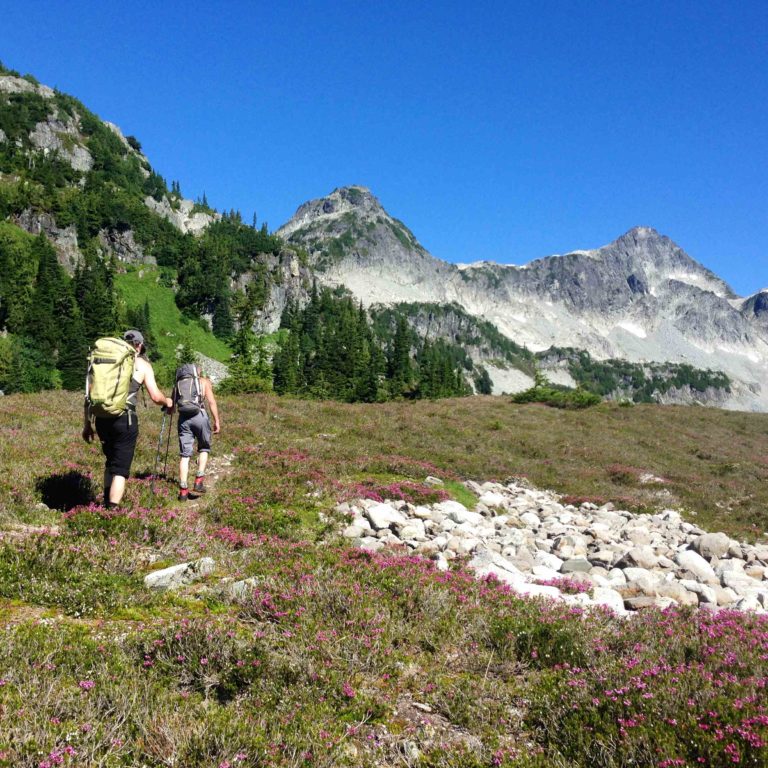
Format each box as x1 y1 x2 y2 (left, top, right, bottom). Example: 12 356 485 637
278 187 768 410
0 73 218 271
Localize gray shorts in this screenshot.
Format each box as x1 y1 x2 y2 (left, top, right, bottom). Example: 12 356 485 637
178 410 212 458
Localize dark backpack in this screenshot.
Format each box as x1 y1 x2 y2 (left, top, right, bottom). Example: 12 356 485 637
174 364 204 416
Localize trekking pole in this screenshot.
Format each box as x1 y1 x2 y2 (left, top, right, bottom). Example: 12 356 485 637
162 409 174 479
152 408 168 495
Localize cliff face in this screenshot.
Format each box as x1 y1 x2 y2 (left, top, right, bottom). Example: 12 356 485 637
279 187 768 410
0 74 217 272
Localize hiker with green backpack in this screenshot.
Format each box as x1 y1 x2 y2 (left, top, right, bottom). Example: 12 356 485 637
82 330 173 508
171 363 221 501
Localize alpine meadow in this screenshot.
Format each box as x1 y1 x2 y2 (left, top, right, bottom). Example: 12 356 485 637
2 54 768 768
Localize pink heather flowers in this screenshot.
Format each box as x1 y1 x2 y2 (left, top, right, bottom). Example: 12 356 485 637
78 679 95 690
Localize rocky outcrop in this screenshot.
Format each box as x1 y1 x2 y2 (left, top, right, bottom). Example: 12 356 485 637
97 228 150 265
12 209 81 271
235 248 312 334
0 75 55 98
278 188 768 411
29 114 93 172
339 480 768 615
144 195 219 235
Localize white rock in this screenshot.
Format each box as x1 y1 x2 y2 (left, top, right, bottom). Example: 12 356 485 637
343 525 366 539
478 491 507 509
520 512 541 528
693 532 732 561
534 551 564 571
676 550 718 583
365 503 407 530
679 579 718 605
144 557 215 590
591 587 627 614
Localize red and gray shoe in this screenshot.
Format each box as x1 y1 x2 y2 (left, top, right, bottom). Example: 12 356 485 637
193 478 207 494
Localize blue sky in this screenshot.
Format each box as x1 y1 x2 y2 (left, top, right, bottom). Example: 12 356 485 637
4 0 767 295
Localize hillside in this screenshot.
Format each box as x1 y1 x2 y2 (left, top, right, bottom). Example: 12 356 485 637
1 392 768 765
0 64 316 392
278 187 768 411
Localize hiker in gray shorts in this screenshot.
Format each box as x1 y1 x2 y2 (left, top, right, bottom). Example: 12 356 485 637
172 364 221 500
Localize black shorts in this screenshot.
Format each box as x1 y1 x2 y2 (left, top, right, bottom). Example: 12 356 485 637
95 412 139 478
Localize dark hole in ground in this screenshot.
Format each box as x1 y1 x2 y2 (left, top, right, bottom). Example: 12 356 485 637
36 471 95 511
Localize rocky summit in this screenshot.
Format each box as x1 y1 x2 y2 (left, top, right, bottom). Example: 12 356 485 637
279 187 768 411
339 479 768 616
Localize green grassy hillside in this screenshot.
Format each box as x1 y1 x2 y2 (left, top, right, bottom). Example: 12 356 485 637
1 393 768 766
116 266 232 366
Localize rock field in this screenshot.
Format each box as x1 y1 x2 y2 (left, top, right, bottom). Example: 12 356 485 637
338 479 768 615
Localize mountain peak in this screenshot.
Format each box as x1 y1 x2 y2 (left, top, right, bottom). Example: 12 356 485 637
277 185 387 240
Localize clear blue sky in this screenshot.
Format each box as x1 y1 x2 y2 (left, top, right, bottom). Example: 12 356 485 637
4 0 767 295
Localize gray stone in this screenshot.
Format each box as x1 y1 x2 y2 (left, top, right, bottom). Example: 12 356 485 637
366 503 407 531
592 587 627 614
679 579 718 605
693 532 732 561
343 525 366 539
675 550 718 583
560 558 592 574
144 557 215 590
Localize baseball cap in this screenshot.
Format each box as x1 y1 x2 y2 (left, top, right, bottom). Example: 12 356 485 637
124 329 145 346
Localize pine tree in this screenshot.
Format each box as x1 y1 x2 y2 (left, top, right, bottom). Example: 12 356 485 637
23 235 70 354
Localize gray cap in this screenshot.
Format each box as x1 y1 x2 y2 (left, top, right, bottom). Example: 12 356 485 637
124 329 145 346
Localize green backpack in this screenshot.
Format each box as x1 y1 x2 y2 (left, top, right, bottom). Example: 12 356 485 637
85 337 138 418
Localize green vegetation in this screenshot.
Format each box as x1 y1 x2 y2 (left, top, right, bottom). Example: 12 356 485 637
544 347 732 402
274 286 472 401
511 372 602 409
1 391 768 765
371 302 536 376
116 266 231 365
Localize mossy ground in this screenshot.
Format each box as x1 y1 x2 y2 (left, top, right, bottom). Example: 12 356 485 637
1 392 768 766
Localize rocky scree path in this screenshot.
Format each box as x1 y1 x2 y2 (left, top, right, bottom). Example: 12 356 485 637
337 479 768 615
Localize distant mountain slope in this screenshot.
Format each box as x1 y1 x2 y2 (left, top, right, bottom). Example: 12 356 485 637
278 186 768 410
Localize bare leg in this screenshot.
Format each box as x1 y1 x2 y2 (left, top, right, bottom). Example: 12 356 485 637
197 451 209 478
179 456 190 487
109 475 127 504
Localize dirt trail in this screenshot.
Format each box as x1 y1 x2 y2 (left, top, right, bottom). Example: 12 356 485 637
172 451 235 511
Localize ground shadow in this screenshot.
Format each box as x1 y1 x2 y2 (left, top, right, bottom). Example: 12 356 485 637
36 471 95 511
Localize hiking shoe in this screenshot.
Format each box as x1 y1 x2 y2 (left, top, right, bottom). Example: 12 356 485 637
193 479 207 494
178 488 189 501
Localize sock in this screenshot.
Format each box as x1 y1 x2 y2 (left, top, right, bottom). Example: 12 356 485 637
105 501 118 509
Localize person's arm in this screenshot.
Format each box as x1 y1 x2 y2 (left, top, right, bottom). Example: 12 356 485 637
138 358 173 409
82 401 95 442
204 379 221 433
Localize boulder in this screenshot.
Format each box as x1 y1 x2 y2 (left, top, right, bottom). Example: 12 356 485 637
675 550 718 583
591 587 627 614
365 503 407 530
560 558 592 574
144 557 215 591
693 532 732 561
